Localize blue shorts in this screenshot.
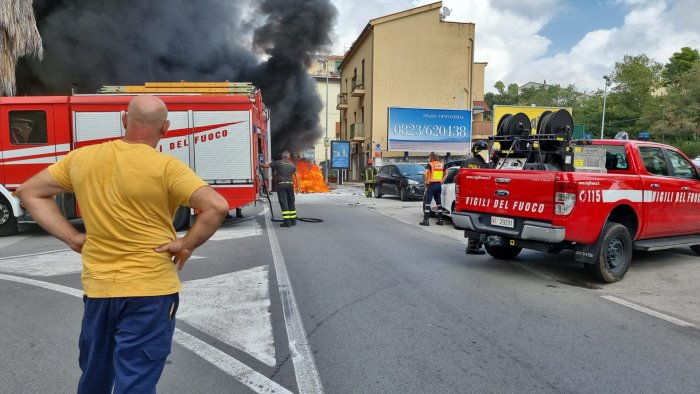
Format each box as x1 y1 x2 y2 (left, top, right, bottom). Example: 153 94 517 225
77 293 179 394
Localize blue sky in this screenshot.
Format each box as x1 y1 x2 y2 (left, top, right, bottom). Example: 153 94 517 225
330 0 700 92
540 2 626 56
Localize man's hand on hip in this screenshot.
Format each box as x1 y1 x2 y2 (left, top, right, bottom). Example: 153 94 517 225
155 239 193 271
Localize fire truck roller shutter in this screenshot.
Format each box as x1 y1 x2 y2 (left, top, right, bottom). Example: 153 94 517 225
74 112 124 144
192 111 252 182
156 111 192 167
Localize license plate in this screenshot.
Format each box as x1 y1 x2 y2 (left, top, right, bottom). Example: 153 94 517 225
490 216 514 228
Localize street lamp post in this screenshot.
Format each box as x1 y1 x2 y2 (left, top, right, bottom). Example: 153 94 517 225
319 58 330 182
600 75 611 139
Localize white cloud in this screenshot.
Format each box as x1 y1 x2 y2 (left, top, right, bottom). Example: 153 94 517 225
330 0 700 92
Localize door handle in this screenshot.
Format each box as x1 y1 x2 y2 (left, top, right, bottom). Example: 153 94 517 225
682 186 690 191
650 184 661 189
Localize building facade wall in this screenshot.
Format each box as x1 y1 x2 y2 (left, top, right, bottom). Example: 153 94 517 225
373 11 475 161
339 2 484 179
312 76 341 164
340 30 374 179
473 62 486 102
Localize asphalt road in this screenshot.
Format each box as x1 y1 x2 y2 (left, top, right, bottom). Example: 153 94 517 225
1 185 700 393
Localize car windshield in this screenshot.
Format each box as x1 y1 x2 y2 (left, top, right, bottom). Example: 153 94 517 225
396 164 425 176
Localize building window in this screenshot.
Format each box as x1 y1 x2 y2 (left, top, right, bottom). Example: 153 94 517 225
9 110 48 145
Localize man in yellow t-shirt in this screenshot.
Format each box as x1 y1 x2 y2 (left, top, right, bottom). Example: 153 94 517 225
16 95 229 393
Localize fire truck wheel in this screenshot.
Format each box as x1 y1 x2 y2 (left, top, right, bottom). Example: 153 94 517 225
484 244 522 260
585 222 632 283
690 245 700 255
172 206 190 231
0 197 19 237
374 185 382 198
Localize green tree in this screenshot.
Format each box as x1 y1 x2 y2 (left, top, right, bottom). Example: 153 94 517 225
606 54 662 134
662 47 700 86
484 81 519 112
0 0 43 95
662 62 700 142
518 83 583 107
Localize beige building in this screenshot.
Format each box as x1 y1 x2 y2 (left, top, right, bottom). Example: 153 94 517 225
338 1 487 180
308 56 342 167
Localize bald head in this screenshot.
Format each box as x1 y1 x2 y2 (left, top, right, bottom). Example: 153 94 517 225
122 95 170 146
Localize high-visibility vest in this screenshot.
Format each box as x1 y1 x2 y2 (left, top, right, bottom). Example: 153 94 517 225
428 161 444 183
364 167 376 183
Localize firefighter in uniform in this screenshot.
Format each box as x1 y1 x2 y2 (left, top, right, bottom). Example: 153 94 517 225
461 140 490 254
363 158 377 197
263 151 299 227
420 152 445 226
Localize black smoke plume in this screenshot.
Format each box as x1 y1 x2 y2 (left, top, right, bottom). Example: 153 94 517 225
16 0 337 158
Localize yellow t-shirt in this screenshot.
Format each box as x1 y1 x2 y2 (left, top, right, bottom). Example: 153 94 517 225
48 140 207 297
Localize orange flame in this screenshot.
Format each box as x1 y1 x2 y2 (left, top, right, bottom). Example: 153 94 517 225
295 159 330 193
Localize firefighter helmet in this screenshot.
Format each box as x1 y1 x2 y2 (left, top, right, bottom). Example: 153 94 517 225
471 140 488 156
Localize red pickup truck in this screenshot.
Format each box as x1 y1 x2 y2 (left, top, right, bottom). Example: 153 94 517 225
453 138 700 282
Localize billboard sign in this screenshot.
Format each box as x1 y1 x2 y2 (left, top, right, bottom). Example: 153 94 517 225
330 140 350 169
492 105 572 135
387 107 472 152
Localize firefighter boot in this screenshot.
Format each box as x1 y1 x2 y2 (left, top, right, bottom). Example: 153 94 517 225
419 211 429 226
436 210 444 226
466 239 485 255
291 218 297 226
280 219 292 228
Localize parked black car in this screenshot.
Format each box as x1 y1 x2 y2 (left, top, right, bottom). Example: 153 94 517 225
374 163 426 201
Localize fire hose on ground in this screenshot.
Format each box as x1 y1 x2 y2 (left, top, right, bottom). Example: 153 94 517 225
259 167 324 223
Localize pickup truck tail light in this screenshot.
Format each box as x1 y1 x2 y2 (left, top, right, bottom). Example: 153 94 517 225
554 179 577 215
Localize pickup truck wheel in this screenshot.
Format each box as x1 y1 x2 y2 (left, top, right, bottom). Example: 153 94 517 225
485 244 522 260
0 197 19 237
399 187 408 201
374 185 382 198
172 206 190 231
585 222 632 283
690 245 700 255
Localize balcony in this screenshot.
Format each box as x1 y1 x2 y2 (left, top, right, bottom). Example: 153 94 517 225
350 123 365 141
336 93 348 110
351 77 365 97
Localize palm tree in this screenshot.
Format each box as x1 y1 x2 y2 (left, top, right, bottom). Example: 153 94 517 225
0 0 43 96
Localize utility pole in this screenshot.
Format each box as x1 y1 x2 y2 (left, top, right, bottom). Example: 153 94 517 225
319 58 330 182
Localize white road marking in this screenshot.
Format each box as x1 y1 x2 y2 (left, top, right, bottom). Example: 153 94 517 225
179 267 275 366
174 330 291 394
180 220 262 241
264 206 325 394
0 273 290 393
601 295 696 327
0 249 82 276
0 273 83 297
0 249 203 277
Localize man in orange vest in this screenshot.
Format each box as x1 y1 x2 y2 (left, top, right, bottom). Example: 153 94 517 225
420 152 444 226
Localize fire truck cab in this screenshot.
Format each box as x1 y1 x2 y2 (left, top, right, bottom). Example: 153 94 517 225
0 82 271 236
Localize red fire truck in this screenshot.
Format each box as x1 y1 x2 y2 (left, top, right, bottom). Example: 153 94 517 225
0 82 271 236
